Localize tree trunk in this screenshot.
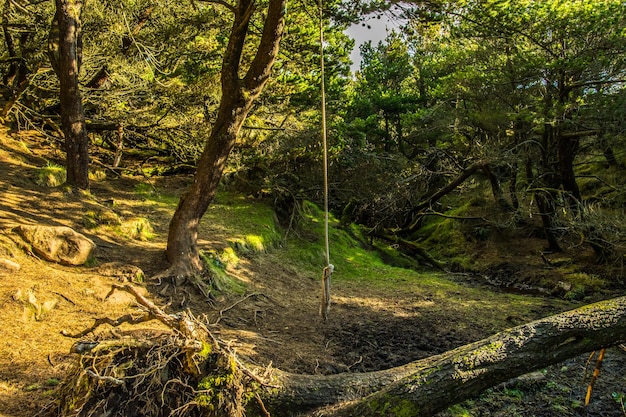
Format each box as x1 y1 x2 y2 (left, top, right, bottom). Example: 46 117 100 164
256 296 626 417
2 10 29 89
481 164 514 212
166 0 286 273
509 162 520 210
535 191 562 252
557 131 582 213
534 124 562 251
53 0 89 189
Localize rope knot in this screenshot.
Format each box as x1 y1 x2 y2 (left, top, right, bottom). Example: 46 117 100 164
320 264 333 321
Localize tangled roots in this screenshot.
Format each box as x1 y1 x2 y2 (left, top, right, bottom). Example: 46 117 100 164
42 285 256 417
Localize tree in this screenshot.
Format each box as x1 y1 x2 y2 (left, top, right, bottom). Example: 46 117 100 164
379 0 626 257
352 32 418 154
165 0 287 275
50 0 89 189
258 296 626 416
1 0 52 121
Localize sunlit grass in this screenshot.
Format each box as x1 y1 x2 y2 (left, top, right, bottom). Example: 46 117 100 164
35 162 66 187
118 217 155 241
116 184 570 326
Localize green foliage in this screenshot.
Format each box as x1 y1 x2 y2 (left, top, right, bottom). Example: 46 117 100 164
611 391 626 415
281 200 392 281
3 0 626 277
194 352 244 416
447 404 473 417
82 208 121 229
35 163 66 187
207 192 283 252
413 202 477 269
118 217 155 241
200 251 246 295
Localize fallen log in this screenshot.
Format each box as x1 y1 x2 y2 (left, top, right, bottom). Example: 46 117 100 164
260 296 626 416
52 291 626 417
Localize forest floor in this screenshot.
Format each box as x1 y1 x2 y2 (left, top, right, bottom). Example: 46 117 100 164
0 128 625 417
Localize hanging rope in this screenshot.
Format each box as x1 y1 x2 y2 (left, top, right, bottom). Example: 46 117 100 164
319 0 333 321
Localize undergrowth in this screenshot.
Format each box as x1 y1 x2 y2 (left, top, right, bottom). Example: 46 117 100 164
35 162 66 187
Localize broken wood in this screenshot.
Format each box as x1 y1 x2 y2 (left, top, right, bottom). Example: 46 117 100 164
258 296 626 416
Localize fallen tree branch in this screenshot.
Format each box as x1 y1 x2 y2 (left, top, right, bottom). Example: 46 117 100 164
258 296 626 416
61 313 153 338
422 210 487 221
105 284 179 328
53 289 626 417
61 284 198 339
372 229 446 269
405 160 490 232
213 292 262 325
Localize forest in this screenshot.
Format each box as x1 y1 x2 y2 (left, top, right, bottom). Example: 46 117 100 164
1 0 626 416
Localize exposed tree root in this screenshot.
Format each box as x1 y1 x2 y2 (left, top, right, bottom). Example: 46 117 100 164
152 262 214 301
44 284 261 417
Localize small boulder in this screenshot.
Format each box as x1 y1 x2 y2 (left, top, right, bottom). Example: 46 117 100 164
15 225 96 266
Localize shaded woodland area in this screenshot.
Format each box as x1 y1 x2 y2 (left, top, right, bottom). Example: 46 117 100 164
1 0 626 416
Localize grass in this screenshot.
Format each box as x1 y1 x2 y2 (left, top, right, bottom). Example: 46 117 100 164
265 199 569 329
35 162 66 187
119 217 155 241
107 182 572 333
100 182 573 328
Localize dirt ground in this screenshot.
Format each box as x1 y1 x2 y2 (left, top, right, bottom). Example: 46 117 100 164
0 129 624 417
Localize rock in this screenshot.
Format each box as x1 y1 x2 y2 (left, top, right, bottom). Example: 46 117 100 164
0 258 20 272
15 225 96 266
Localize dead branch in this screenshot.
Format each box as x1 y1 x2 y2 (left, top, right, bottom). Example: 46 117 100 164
61 313 153 338
213 292 262 325
105 284 179 329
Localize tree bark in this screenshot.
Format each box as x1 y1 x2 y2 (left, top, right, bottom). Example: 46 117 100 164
256 296 626 417
557 132 581 211
2 6 30 89
166 0 286 273
52 0 89 189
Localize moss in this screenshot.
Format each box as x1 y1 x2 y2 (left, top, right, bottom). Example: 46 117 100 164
35 162 66 187
368 398 421 417
83 208 121 229
197 341 212 360
118 217 155 241
564 285 586 301
219 246 240 267
200 251 246 295
89 170 107 181
390 399 422 417
195 352 242 415
448 404 473 417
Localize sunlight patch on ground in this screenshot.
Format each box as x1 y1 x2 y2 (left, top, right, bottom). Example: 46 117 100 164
334 295 435 313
